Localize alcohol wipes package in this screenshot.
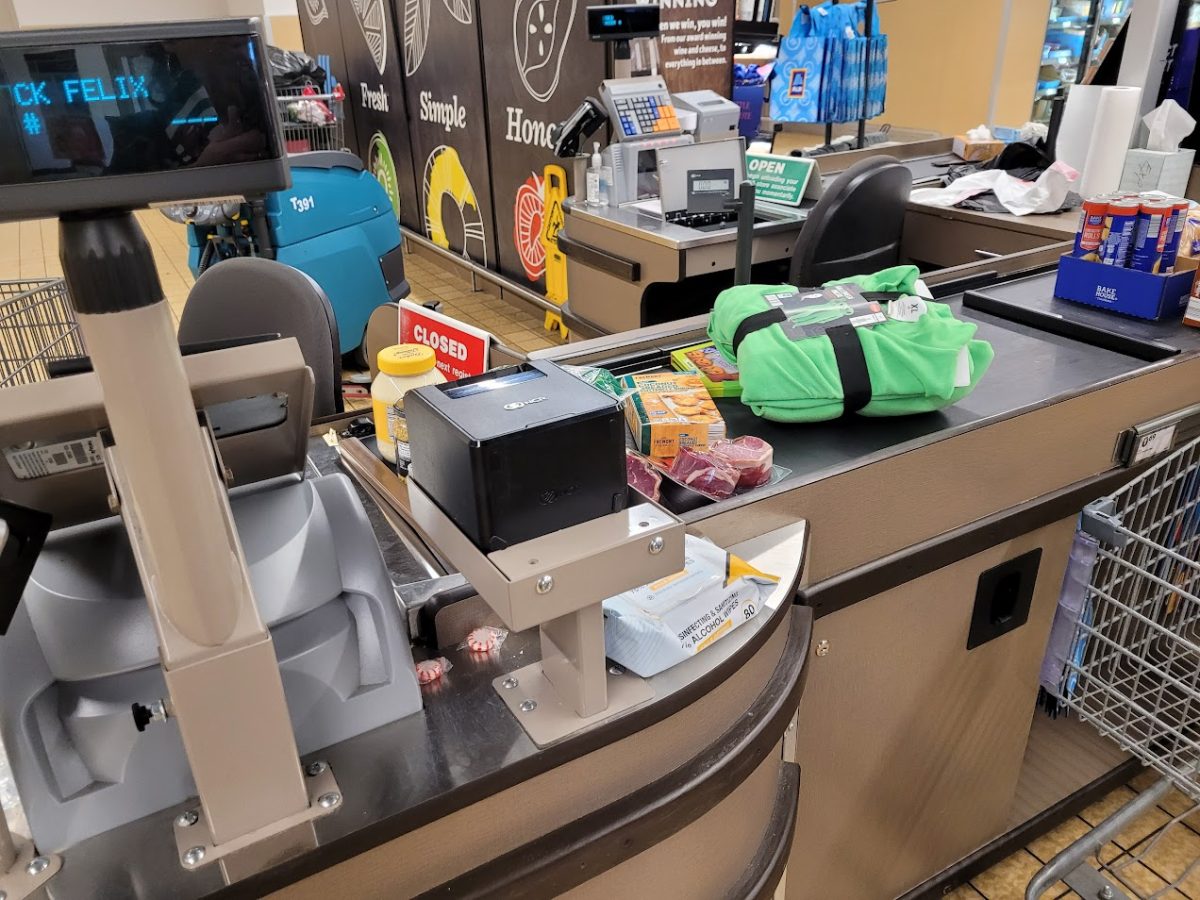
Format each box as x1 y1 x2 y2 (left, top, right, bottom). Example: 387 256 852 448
603 535 779 677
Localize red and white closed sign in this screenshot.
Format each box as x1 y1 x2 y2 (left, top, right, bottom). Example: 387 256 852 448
398 300 491 382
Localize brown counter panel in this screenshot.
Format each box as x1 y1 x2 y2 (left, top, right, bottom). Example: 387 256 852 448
787 517 1076 900
694 354 1200 584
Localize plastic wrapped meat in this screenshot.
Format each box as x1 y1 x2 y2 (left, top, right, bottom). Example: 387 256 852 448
626 450 662 502
709 436 774 489
668 447 739 499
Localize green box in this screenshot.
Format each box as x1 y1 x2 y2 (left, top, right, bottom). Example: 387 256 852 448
669 342 742 397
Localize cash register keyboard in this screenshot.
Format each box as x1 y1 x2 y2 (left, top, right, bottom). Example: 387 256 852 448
664 210 770 232
613 93 679 138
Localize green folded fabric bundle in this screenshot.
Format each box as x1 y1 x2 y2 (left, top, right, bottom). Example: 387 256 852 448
707 265 994 423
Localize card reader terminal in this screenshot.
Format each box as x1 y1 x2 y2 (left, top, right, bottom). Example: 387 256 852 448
601 76 680 140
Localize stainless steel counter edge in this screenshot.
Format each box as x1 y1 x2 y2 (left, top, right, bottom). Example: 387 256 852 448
563 197 808 251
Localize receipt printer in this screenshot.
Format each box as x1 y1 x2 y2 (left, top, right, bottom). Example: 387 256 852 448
405 361 628 551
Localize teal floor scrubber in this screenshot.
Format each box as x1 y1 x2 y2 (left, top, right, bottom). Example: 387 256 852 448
183 150 409 362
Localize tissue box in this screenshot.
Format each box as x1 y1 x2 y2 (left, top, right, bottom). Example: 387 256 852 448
1054 253 1192 321
1119 148 1196 197
953 135 1005 163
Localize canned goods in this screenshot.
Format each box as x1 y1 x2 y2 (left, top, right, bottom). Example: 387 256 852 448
1074 197 1108 259
1160 199 1190 273
1131 201 1175 273
1100 199 1140 267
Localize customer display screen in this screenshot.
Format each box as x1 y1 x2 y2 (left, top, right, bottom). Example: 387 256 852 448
0 34 279 187
441 368 546 399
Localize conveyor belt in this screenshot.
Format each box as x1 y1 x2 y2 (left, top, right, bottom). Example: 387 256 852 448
690 294 1169 488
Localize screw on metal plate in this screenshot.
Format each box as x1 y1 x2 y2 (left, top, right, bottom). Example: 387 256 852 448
501 677 519 689
536 575 554 595
519 699 537 713
815 640 830 657
786 721 796 734
305 760 328 777
1099 887 1114 900
25 857 49 876
317 792 341 809
182 846 206 868
175 810 199 828
609 664 624 676
648 536 664 555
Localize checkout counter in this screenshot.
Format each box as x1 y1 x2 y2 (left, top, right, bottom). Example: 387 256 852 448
560 135 1079 339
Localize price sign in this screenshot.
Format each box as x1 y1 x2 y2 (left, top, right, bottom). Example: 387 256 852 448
399 299 491 381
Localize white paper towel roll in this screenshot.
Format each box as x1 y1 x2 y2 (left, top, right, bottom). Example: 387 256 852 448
1079 86 1143 197
1057 84 1104 174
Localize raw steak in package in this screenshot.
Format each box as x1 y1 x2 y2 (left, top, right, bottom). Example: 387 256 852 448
668 447 740 500
709 436 773 488
626 450 663 502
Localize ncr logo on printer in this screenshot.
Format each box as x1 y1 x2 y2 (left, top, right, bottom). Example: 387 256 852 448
503 397 548 410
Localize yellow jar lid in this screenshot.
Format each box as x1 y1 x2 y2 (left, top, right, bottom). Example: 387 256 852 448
378 344 437 376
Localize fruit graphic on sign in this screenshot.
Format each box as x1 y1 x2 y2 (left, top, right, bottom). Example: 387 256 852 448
423 145 488 265
303 0 329 25
402 0 432 76
368 132 400 217
351 0 389 76
514 173 546 282
443 0 473 25
514 0 577 102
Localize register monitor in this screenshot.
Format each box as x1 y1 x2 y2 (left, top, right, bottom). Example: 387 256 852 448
0 19 287 220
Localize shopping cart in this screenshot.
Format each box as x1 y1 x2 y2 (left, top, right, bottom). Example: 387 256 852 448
0 278 84 389
1028 436 1200 899
276 85 345 154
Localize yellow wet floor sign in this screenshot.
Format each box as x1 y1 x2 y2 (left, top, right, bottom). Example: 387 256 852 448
541 164 569 338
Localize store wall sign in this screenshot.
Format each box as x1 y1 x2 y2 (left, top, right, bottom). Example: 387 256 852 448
360 82 389 111
505 106 555 150
399 299 490 380
657 0 734 96
419 91 468 132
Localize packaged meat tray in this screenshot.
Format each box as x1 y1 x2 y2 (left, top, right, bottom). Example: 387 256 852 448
668 447 740 500
708 436 773 488
626 449 663 502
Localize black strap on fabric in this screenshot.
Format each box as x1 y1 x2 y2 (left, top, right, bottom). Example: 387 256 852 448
826 323 872 415
732 308 787 355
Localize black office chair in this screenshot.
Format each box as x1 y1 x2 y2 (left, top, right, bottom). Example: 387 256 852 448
789 156 913 287
179 257 344 418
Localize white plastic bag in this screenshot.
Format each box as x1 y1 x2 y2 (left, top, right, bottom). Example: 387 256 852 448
910 161 1078 217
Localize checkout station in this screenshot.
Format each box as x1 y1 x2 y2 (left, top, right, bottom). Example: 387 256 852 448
2 10 1200 900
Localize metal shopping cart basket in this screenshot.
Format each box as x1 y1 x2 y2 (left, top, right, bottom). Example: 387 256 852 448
0 278 83 389
1028 436 1200 899
276 85 345 154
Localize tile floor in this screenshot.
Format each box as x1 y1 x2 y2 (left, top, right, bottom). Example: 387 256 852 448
5 212 1200 900
956 768 1200 900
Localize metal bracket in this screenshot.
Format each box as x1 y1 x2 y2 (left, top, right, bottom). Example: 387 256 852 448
172 762 341 877
495 662 654 748
1063 863 1130 900
1081 499 1130 549
0 834 60 900
407 481 683 740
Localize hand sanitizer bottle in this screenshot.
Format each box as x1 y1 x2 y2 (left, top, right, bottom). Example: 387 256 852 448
587 142 611 208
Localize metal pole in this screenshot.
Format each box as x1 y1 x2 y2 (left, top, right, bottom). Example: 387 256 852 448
734 181 756 286
858 0 875 149
0 804 16 873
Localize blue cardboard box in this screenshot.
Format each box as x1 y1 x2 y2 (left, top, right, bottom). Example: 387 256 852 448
1054 253 1193 321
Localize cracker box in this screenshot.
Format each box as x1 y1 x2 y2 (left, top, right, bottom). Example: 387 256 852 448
621 373 726 460
669 341 742 397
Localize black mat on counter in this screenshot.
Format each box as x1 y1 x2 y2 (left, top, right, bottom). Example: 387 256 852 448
963 271 1200 362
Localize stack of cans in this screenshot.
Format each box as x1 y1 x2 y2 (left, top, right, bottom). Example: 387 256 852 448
1073 193 1190 274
